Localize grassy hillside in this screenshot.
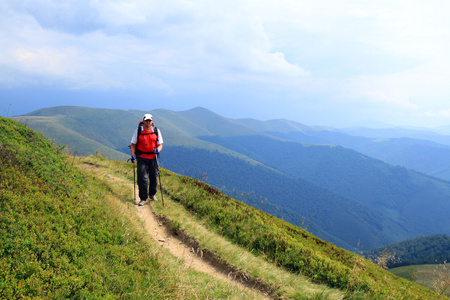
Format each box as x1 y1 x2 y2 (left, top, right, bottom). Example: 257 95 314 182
11 106 450 252
2 116 447 299
151 168 445 299
0 118 450 299
0 117 261 299
11 106 357 249
15 114 128 160
0 116 173 298
390 264 450 297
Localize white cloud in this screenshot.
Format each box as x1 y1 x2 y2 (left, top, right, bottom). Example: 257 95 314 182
2 0 450 127
425 110 450 118
92 0 149 26
0 0 309 91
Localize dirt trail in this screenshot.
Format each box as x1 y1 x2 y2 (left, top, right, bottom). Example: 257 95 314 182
135 201 273 299
83 163 273 299
135 202 242 284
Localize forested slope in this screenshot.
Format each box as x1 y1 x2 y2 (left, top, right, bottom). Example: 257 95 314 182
365 234 450 268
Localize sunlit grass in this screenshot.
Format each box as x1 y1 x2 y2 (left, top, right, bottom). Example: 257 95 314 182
149 167 445 300
0 118 177 299
75 154 265 299
77 154 343 299
154 197 345 300
78 153 445 299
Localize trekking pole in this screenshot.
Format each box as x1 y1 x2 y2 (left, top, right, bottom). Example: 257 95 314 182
128 145 137 202
155 154 164 207
127 157 137 202
133 160 136 201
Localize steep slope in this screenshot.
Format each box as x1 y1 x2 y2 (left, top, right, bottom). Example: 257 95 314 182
5 116 445 299
0 117 186 298
12 106 450 251
13 107 384 249
78 157 273 299
0 116 296 299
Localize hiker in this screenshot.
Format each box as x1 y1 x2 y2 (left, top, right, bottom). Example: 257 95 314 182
130 113 163 206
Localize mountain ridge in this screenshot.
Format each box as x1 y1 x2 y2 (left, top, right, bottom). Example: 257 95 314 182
12 105 450 251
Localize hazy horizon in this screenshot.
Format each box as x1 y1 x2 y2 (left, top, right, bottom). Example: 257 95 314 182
2 1 450 129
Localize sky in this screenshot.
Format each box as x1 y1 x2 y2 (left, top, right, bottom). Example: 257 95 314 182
1 0 450 128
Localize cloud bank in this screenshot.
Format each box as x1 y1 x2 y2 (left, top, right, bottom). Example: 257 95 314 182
1 0 450 127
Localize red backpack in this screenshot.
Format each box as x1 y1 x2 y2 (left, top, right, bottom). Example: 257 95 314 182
135 121 159 156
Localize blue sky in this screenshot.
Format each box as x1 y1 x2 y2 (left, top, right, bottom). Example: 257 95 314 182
1 0 450 128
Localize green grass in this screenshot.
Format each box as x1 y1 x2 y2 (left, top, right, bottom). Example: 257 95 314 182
150 170 447 299
0 117 176 298
390 264 450 297
74 152 346 300
75 154 266 299
1 116 447 299
80 153 446 299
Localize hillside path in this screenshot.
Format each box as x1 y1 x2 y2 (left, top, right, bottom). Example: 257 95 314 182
81 162 272 299
135 201 263 291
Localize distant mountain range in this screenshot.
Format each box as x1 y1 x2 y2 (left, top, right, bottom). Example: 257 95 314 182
13 106 450 251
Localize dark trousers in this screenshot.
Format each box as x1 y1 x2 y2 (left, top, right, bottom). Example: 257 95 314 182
136 157 158 201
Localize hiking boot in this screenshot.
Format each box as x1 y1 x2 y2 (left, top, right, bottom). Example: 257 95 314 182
138 200 147 206
150 195 158 201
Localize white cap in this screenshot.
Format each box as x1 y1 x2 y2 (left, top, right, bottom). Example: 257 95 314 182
143 113 153 121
